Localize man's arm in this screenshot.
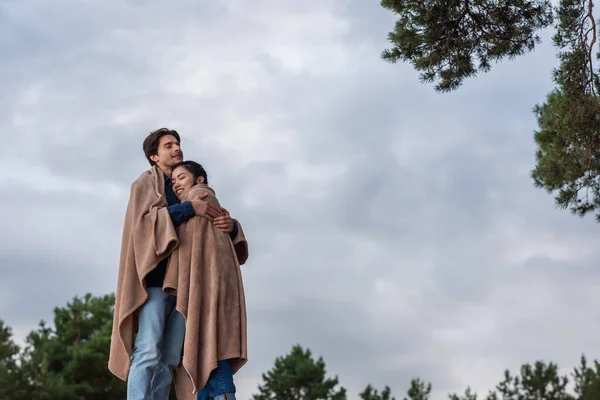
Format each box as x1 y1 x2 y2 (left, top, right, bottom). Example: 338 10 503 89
178 200 238 238
229 219 239 238
168 202 195 228
169 193 222 228
214 207 239 239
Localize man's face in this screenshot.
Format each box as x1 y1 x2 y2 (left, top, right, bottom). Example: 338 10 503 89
150 134 183 171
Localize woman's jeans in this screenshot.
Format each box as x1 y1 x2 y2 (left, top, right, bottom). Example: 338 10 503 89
196 360 236 400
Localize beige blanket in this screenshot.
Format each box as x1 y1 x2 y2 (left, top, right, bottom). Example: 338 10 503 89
164 183 249 394
108 167 248 399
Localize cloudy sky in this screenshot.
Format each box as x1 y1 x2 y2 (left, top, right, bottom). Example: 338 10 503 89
2 0 600 398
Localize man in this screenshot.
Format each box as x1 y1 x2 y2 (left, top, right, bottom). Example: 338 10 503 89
109 128 240 400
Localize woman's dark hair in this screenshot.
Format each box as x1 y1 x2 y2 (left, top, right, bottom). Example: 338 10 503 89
143 128 181 166
171 160 208 185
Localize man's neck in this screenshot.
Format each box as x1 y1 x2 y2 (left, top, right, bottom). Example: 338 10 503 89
157 165 172 177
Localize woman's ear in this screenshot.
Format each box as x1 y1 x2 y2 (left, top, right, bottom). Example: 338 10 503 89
197 176 205 184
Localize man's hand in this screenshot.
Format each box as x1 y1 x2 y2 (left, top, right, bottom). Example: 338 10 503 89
190 193 221 221
214 207 234 233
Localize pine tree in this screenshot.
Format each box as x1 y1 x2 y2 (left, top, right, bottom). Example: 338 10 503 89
0 320 28 399
531 0 600 219
381 1 600 221
448 387 479 400
360 384 395 400
380 0 554 92
572 355 600 399
252 345 347 400
404 379 431 400
463 361 573 400
20 293 126 399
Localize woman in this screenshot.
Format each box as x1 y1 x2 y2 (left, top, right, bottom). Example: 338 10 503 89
164 160 249 400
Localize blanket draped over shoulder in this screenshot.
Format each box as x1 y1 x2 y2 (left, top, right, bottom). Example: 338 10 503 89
163 183 249 394
108 168 248 399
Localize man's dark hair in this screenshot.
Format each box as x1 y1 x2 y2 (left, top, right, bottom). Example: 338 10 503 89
171 160 209 185
143 128 181 166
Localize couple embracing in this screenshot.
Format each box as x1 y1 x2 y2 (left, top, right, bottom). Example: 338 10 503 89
108 128 249 400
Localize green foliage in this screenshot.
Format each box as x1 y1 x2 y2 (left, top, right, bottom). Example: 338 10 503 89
380 0 554 91
0 320 28 400
5 292 600 400
360 384 395 400
18 293 126 400
381 1 600 222
252 344 347 400
448 387 479 400
446 357 600 400
571 355 600 399
404 378 431 400
531 0 600 219
492 361 572 399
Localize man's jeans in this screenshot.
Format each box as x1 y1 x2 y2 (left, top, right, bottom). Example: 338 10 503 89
196 360 236 400
127 287 186 400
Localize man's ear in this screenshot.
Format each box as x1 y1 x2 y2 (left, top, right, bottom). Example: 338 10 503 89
150 154 159 163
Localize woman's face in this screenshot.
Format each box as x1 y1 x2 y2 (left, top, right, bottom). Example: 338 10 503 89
172 166 201 198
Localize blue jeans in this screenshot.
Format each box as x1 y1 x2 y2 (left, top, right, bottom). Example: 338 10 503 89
127 287 186 400
196 360 236 400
